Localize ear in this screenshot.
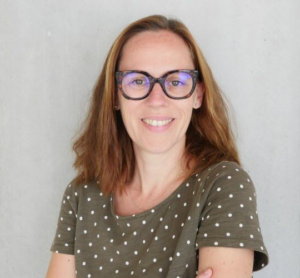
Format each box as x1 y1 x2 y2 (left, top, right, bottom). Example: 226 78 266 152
193 82 205 109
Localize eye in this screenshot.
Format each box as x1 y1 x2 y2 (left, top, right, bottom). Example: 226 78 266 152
131 79 145 86
170 80 183 86
167 80 184 87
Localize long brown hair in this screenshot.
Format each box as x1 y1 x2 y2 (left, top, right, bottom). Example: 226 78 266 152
72 15 241 196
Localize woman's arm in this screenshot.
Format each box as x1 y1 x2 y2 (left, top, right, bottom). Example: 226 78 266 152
46 253 76 278
198 247 254 278
45 253 214 278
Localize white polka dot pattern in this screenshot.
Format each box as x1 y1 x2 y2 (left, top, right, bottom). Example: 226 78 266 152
196 162 269 272
50 161 269 276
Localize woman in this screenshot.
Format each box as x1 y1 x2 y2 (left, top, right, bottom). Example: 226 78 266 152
46 15 269 277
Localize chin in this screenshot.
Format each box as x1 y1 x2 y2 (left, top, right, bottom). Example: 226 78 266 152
135 140 181 155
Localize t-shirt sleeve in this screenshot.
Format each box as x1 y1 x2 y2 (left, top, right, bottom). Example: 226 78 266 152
196 161 269 272
50 180 78 255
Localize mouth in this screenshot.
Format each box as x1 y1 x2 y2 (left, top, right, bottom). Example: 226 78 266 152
141 118 174 127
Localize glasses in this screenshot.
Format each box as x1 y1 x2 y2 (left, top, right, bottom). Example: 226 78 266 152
115 70 201 100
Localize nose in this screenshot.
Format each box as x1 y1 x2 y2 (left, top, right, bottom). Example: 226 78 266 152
145 82 168 106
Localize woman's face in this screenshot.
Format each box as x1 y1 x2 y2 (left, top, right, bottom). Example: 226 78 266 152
117 30 204 155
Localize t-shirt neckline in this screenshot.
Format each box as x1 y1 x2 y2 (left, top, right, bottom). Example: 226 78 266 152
110 174 195 220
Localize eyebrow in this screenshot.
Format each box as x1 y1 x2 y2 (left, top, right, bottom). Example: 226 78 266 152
117 69 196 78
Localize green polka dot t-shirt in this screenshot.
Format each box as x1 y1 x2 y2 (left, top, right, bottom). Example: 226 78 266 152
50 161 269 277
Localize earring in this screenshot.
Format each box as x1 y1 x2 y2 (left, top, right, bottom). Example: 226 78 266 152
114 105 118 110
194 103 199 108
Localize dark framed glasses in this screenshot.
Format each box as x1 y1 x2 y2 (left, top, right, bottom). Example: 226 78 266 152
115 69 202 100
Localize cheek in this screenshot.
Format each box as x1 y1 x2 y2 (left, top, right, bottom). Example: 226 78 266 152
179 101 194 118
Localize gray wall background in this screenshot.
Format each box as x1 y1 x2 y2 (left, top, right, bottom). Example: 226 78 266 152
0 0 299 277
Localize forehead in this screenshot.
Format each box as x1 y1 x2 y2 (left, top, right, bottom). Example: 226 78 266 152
118 30 194 75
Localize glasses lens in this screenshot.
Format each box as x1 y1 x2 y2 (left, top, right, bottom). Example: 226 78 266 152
121 72 150 98
165 72 193 98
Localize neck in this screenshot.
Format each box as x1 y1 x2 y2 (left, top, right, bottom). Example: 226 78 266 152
128 139 188 199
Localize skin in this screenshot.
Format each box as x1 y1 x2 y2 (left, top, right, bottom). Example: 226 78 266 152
46 254 76 278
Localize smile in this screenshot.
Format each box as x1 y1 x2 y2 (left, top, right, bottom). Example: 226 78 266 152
142 118 174 127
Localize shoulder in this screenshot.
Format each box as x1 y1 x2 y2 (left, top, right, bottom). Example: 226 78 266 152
199 160 257 203
207 160 250 176
61 177 104 204
204 160 254 186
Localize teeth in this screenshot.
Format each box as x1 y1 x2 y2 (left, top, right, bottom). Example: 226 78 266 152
142 118 173 127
